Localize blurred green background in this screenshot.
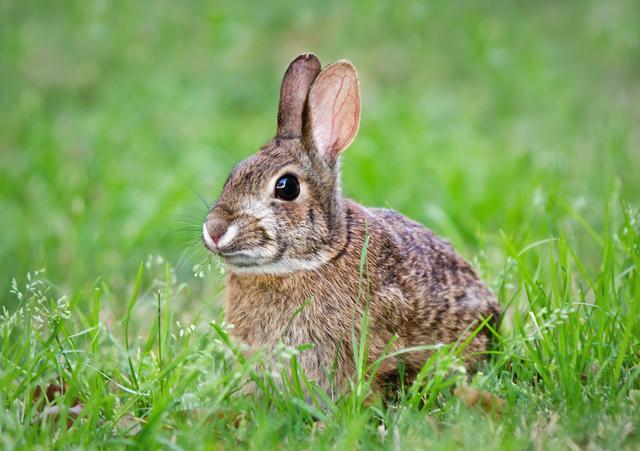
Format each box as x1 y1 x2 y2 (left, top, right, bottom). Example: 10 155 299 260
1 0 638 301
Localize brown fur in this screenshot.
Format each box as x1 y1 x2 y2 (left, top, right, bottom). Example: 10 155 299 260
203 54 500 397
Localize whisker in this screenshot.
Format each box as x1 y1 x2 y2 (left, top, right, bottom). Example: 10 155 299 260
169 226 203 233
191 189 212 209
238 215 269 230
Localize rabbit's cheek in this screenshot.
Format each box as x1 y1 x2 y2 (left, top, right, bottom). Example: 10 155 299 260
225 221 279 261
242 200 277 233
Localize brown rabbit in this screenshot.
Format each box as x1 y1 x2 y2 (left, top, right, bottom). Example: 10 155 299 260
202 53 500 397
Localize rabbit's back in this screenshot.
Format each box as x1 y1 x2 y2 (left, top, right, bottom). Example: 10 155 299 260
371 207 500 370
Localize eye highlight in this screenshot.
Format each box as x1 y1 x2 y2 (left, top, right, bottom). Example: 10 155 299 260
274 174 300 201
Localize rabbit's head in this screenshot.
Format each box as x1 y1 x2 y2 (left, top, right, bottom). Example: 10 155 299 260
202 53 361 274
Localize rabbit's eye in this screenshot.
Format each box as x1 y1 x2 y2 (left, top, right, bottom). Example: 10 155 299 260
274 174 300 201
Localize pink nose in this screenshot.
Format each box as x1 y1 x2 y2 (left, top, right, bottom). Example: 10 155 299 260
205 217 227 244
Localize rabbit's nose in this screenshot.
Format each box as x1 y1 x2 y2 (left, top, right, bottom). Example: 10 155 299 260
203 217 228 247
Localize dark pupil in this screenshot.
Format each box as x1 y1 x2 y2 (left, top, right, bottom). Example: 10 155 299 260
275 174 300 200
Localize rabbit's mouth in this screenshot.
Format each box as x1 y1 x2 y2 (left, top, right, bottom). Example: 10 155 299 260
219 250 263 263
205 244 269 268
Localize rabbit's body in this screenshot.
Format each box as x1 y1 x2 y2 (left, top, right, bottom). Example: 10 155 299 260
225 199 498 393
203 53 500 396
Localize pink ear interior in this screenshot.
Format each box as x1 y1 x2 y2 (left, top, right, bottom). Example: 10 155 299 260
306 61 361 159
277 53 322 138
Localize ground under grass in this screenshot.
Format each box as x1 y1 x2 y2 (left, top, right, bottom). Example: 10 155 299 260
1 0 639 449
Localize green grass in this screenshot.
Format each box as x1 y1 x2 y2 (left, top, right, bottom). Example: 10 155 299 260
1 0 640 449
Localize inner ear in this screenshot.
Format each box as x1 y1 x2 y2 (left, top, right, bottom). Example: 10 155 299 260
304 60 361 161
276 53 321 139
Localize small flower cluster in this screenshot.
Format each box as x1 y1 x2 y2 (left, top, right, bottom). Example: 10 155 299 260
2 269 70 336
173 320 197 339
192 255 225 279
525 305 577 341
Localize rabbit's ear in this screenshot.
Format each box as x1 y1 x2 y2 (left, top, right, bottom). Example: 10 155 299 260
305 60 360 161
277 53 322 138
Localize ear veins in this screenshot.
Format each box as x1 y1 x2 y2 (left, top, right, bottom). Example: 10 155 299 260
338 80 359 153
306 61 361 160
329 76 346 153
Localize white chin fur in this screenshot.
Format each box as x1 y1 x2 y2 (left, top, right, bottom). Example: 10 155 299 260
224 253 332 275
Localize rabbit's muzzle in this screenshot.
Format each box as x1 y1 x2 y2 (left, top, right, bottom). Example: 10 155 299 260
203 217 228 248
202 202 279 267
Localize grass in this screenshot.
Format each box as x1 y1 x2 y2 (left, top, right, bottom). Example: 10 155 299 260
1 0 639 448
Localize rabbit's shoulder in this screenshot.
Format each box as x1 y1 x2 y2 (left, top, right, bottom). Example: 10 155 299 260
368 207 488 296
368 207 455 257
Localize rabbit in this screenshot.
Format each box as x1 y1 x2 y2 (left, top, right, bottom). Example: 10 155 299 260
202 53 500 397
